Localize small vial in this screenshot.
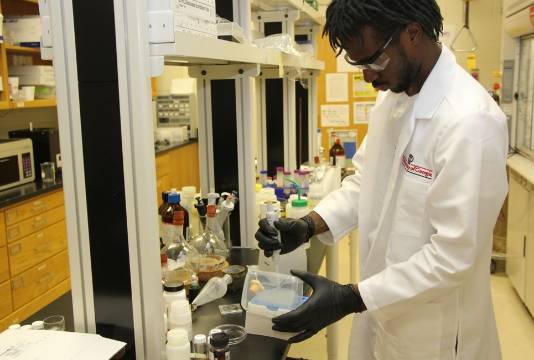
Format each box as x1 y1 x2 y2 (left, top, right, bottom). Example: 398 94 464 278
209 332 230 360
259 170 268 187
32 321 44 330
21 325 32 330
193 334 208 357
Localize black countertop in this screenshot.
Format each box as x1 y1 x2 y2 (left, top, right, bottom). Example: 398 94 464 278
0 178 63 209
155 139 197 155
193 238 326 360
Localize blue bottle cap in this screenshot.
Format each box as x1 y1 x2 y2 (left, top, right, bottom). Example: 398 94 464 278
168 192 181 204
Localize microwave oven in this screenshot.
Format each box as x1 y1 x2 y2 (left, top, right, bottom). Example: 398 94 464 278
0 139 35 191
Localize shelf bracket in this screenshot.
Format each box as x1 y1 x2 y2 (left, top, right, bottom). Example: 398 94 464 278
188 64 261 79
258 68 319 79
147 0 175 76
38 0 53 60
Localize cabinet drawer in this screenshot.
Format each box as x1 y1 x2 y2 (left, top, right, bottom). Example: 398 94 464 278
6 206 65 243
0 281 12 319
11 250 70 310
8 220 67 276
0 211 5 247
5 191 64 226
0 247 8 283
156 153 171 177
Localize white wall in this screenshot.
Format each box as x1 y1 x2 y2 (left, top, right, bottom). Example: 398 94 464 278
438 0 503 89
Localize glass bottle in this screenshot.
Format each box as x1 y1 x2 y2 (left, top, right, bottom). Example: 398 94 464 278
166 211 201 282
209 332 230 360
190 205 229 272
162 192 189 244
329 138 345 167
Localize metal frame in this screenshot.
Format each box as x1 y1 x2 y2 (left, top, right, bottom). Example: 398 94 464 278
112 0 164 357
48 0 96 334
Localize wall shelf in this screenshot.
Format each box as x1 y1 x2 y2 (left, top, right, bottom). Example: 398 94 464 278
0 100 10 110
9 98 57 109
5 44 41 55
154 31 324 71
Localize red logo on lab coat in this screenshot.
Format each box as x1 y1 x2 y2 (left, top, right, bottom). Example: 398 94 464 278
402 154 433 179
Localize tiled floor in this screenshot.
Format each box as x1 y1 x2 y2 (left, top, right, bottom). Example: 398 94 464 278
287 236 534 360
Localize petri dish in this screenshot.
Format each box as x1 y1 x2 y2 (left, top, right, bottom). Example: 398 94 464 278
214 324 247 346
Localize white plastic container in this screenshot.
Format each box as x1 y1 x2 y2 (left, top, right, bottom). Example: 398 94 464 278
168 299 193 341
31 321 44 330
163 281 187 311
166 328 191 360
241 268 306 340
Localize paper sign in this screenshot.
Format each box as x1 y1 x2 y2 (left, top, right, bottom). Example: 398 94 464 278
326 73 349 102
321 104 350 127
352 72 377 99
336 50 357 73
353 101 375 124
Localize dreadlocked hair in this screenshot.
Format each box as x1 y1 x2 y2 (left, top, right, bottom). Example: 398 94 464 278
323 0 443 54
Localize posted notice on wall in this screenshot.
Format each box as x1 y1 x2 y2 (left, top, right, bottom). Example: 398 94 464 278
326 73 349 102
321 104 350 127
353 102 375 124
353 71 378 99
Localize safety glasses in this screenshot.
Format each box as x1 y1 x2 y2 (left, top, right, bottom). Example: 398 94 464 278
344 30 397 71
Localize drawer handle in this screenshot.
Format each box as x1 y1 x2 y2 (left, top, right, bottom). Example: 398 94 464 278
34 242 52 254
7 226 20 240
38 272 55 284
31 204 48 213
33 217 48 229
11 278 24 290
9 244 22 256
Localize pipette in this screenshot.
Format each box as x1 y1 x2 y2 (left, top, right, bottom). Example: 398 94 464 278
265 202 281 272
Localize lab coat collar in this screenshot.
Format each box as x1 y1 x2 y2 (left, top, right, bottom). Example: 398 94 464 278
413 45 456 120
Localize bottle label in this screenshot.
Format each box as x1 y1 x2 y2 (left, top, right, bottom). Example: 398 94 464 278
336 155 345 168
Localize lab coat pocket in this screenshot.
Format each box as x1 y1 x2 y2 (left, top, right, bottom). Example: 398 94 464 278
378 302 444 360
387 176 430 263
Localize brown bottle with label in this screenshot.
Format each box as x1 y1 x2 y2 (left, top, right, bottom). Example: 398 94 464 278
329 138 345 167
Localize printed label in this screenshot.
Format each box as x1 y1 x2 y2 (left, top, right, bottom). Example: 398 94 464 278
401 154 433 179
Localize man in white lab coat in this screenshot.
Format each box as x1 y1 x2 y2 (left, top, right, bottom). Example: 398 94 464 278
255 0 508 359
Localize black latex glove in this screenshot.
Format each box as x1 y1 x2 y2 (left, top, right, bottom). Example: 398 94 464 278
255 217 314 257
272 270 366 343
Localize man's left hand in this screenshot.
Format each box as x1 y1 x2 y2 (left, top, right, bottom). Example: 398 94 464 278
272 270 367 343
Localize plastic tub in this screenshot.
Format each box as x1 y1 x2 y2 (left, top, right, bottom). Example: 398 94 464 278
241 267 307 340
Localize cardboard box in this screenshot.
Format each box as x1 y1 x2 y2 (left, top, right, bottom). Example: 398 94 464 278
4 16 41 47
9 66 55 87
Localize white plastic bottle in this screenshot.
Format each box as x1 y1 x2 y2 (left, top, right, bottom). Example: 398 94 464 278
163 281 187 311
191 274 233 308
166 328 191 360
168 299 193 341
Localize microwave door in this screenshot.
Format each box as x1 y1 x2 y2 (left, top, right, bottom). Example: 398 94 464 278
0 155 20 190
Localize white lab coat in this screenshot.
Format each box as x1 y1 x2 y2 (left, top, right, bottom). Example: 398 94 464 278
314 46 508 360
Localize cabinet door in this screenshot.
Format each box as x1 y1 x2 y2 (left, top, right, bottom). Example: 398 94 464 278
507 172 529 301
526 186 534 313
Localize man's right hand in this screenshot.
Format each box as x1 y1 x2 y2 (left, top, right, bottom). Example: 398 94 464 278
255 217 315 256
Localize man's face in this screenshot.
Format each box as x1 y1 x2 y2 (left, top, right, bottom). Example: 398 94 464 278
343 26 421 94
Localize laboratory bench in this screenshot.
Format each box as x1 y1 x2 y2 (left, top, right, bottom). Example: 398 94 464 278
192 238 326 360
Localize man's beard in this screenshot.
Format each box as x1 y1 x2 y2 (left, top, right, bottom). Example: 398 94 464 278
391 46 420 94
